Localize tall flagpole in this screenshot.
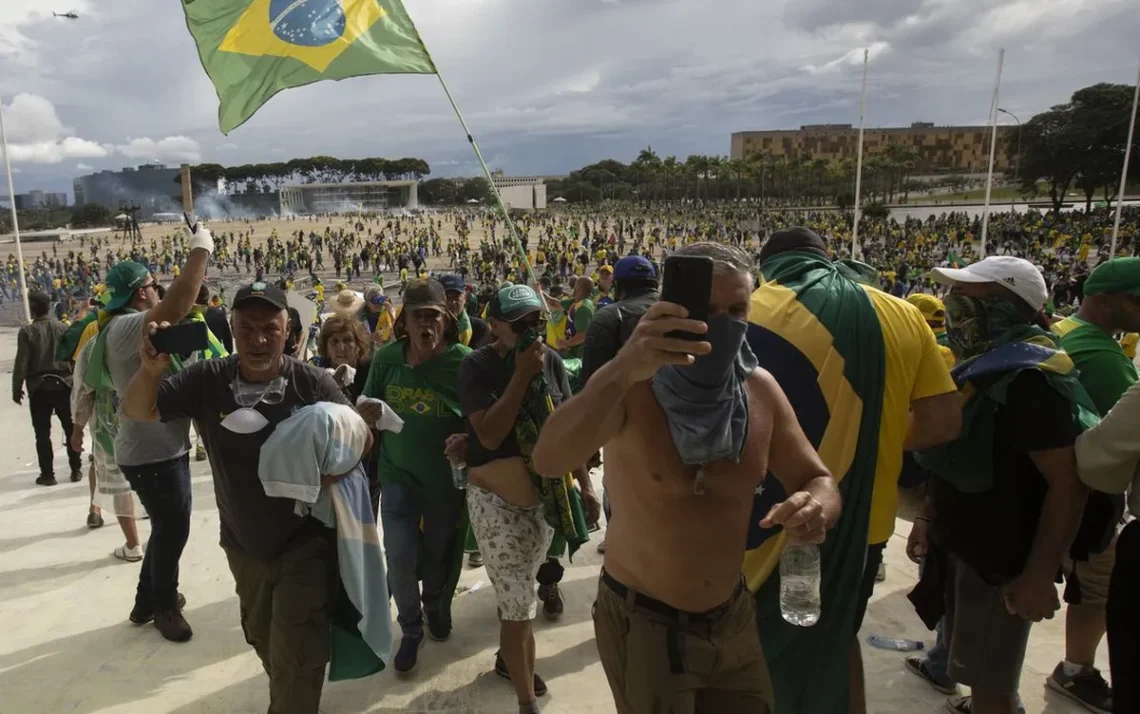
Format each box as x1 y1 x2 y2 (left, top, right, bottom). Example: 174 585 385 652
432 73 539 291
1110 57 1140 259
979 48 1005 259
0 93 30 324
851 48 869 259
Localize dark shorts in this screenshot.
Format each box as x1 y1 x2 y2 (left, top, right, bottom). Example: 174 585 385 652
593 571 774 714
943 554 1031 694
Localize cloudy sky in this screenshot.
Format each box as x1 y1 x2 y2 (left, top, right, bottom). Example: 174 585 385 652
1 0 1137 198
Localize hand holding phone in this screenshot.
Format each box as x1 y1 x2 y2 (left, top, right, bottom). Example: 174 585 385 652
149 321 209 358
660 255 713 340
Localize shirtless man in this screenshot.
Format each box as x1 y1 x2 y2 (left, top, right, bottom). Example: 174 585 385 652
533 242 842 714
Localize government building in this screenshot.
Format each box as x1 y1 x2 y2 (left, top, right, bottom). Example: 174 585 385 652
730 122 1012 173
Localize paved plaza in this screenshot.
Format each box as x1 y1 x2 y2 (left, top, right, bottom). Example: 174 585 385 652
0 329 1102 713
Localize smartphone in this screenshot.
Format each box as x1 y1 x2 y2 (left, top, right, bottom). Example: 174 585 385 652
150 322 208 357
661 255 713 340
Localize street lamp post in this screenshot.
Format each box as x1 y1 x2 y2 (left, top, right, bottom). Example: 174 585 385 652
997 108 1022 210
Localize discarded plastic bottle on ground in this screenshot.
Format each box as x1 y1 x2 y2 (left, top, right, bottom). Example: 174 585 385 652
780 543 821 627
867 635 925 651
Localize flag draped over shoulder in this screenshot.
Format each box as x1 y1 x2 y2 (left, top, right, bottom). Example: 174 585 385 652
181 0 437 133
743 251 886 714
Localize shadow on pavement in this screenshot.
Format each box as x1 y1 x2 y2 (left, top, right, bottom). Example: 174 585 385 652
0 597 249 714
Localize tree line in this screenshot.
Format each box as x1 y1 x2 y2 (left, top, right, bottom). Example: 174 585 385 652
180 156 432 195
1013 82 1139 213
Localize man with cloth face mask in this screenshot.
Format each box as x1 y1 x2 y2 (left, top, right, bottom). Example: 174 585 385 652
123 281 369 714
532 242 841 714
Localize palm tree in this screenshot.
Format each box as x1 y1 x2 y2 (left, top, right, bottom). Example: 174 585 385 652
634 146 662 200
662 155 680 200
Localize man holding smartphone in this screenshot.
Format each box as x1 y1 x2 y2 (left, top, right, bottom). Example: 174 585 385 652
94 222 213 642
532 242 841 714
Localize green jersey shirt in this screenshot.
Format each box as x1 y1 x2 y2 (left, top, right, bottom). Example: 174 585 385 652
1054 315 1139 415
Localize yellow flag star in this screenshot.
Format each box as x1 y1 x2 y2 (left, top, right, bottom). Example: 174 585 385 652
220 0 386 73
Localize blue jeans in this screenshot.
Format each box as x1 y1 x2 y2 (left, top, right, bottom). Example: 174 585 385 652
380 481 464 638
121 454 192 611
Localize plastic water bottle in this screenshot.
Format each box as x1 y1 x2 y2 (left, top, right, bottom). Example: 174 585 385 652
866 635 925 651
780 543 821 627
450 461 468 490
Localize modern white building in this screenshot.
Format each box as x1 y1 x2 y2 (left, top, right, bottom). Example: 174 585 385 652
491 174 547 211
279 180 419 214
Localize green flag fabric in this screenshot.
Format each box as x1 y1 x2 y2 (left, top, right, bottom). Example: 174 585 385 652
744 251 887 714
181 0 437 133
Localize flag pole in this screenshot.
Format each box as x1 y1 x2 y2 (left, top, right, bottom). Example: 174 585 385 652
0 93 31 324
851 48 869 259
433 73 539 291
1110 57 1140 259
979 47 1005 259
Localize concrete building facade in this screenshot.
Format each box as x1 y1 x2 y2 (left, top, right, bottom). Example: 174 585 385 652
13 191 68 210
278 180 418 214
72 164 181 218
731 122 1013 173
491 174 547 211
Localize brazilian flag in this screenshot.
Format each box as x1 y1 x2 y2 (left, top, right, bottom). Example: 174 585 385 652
181 0 437 133
744 251 885 714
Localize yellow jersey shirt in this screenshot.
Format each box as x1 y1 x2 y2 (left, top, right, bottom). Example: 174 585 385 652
862 287 957 545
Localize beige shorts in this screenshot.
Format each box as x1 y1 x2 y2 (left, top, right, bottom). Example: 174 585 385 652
466 485 553 621
1063 531 1118 608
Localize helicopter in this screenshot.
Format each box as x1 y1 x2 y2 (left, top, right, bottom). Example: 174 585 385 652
52 11 79 19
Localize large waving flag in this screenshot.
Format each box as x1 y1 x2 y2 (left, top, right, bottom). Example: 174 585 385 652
182 0 437 133
745 251 885 714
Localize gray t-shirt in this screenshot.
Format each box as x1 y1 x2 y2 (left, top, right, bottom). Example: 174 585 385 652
105 311 196 466
157 356 351 560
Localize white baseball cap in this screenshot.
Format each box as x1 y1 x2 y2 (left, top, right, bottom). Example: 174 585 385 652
930 256 1048 312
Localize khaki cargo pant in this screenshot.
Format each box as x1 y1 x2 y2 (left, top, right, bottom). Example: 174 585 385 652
593 574 774 714
224 528 336 714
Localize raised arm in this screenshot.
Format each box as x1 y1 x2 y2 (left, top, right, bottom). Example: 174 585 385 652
146 225 214 328
532 301 708 478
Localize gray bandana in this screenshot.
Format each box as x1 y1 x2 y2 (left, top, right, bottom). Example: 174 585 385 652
651 314 757 466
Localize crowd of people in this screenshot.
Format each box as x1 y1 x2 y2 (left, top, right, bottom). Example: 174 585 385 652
9 200 1140 714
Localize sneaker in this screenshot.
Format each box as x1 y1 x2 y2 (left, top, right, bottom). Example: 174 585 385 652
35 474 57 487
1046 662 1112 714
114 544 144 562
494 651 548 696
905 654 958 696
596 538 606 554
154 609 193 642
70 468 83 483
876 560 886 582
394 632 425 674
195 446 207 462
129 592 187 625
86 511 104 529
468 551 484 567
538 584 564 619
946 695 1027 714
426 614 451 642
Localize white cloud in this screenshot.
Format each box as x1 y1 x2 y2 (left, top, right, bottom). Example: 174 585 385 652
115 136 202 163
803 42 892 75
76 162 92 170
1 93 110 164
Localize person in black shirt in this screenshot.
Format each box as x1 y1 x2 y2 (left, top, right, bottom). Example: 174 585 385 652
440 273 491 349
458 285 572 712
912 257 1092 714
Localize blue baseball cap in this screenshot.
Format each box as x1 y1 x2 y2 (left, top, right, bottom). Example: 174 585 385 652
614 255 657 281
439 273 466 294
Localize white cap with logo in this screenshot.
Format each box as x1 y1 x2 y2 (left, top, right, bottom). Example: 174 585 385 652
930 256 1048 312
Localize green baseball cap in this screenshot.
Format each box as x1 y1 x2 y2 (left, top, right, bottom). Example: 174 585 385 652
104 261 150 312
491 285 544 322
1084 257 1140 297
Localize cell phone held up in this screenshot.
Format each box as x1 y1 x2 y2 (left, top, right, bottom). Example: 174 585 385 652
660 255 713 340
149 321 208 358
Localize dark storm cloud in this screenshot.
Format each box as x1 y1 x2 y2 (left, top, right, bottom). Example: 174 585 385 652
1 0 1137 197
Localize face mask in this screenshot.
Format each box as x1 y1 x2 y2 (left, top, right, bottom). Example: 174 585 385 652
679 313 748 388
222 376 287 434
944 294 1031 359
